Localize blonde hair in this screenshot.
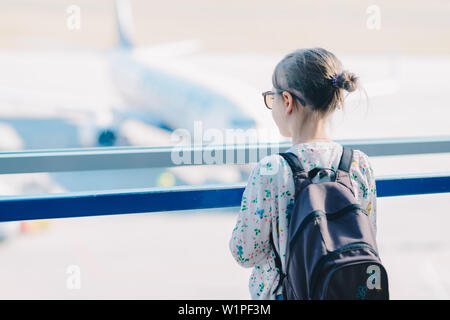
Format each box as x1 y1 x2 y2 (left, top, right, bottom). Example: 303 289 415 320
272 47 359 117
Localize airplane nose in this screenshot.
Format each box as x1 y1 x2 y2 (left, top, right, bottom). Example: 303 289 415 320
230 117 256 129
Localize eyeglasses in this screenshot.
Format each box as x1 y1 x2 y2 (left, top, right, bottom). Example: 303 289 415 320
262 89 306 109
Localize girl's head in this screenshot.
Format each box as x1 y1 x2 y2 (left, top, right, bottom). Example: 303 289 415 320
267 47 359 139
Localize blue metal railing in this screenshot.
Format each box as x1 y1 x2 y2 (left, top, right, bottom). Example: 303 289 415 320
0 136 449 223
0 172 450 223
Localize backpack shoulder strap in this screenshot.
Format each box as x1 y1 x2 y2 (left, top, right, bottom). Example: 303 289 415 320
270 230 286 296
338 146 353 173
278 152 305 174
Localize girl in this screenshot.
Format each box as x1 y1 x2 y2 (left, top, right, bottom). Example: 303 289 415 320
229 48 377 300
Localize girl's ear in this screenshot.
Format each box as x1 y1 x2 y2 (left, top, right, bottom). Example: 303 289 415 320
282 92 295 115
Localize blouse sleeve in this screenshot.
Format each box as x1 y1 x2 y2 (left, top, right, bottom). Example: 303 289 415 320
229 154 291 268
351 150 378 236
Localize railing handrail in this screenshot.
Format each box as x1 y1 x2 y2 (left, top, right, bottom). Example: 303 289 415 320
0 135 449 174
1 171 449 223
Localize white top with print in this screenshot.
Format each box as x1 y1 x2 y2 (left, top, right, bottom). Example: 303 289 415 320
229 141 377 299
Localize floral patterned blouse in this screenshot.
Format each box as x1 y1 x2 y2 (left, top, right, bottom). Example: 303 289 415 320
228 141 377 300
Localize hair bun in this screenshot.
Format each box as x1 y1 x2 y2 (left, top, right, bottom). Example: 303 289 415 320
336 71 358 92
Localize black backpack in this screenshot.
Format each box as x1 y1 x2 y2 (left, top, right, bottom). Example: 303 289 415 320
270 146 389 300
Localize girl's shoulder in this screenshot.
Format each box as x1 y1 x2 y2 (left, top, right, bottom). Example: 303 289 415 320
284 142 374 179
350 148 375 182
250 143 338 182
285 141 343 171
251 153 292 178
251 143 375 181
352 149 372 166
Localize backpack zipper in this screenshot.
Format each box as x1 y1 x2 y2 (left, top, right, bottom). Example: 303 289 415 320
289 203 364 251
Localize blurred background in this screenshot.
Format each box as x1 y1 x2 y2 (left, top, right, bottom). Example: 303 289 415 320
0 0 449 299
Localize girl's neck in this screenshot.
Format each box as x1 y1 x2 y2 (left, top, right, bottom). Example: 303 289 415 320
292 137 333 144
291 128 332 144
290 113 331 145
